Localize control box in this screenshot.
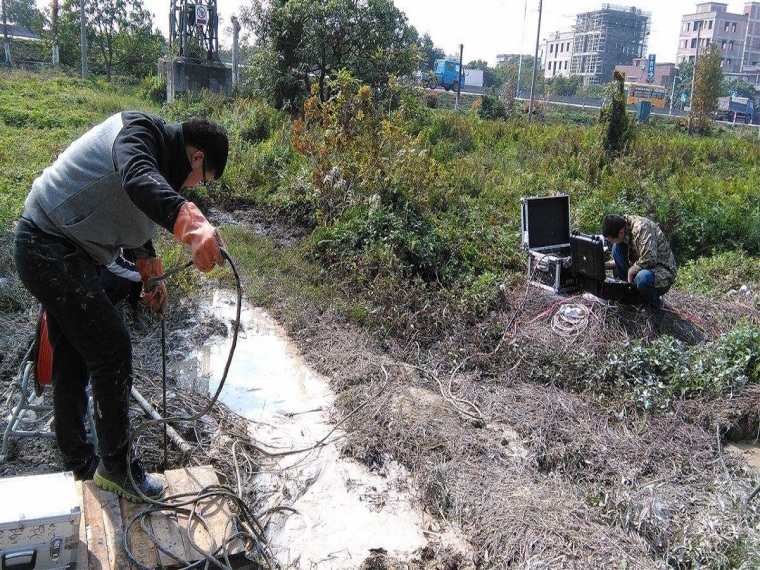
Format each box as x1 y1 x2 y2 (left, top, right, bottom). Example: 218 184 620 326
0 472 81 569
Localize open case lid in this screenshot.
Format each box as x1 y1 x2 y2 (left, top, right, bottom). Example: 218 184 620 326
570 232 606 281
521 194 571 250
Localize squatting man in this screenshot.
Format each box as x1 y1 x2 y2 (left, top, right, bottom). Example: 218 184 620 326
601 214 677 309
14 111 229 502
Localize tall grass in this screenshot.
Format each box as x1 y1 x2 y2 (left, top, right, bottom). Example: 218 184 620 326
2 69 759 308
0 70 158 228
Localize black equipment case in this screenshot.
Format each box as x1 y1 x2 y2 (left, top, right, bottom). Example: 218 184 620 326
570 231 641 304
520 195 581 294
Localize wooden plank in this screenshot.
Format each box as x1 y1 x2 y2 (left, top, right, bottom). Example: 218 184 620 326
120 497 160 570
145 473 187 568
185 466 246 557
76 480 90 570
82 481 110 570
164 468 207 560
98 487 130 570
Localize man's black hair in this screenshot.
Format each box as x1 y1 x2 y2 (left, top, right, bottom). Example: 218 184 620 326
601 214 627 239
182 118 229 179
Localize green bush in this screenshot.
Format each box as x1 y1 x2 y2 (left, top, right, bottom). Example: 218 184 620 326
597 328 760 412
677 249 760 297
477 93 508 121
140 76 167 104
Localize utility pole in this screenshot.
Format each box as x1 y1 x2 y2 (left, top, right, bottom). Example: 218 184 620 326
231 16 240 87
687 20 702 134
2 0 11 65
80 0 87 79
669 70 678 116
528 0 543 122
516 0 528 98
455 43 463 111
51 0 59 64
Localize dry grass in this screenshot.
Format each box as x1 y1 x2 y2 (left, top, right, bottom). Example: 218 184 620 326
295 279 760 569
3 228 760 568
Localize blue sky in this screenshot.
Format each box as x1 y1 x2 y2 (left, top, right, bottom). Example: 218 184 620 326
138 0 749 66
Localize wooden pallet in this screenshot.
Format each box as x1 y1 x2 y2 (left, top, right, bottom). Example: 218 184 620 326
76 465 246 569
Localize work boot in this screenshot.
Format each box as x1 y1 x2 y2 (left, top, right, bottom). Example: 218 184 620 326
71 454 100 481
94 458 163 503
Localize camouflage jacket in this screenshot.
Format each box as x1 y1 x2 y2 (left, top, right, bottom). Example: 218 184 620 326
624 215 677 289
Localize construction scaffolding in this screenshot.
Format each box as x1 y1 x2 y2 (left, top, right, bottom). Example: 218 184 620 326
570 4 651 85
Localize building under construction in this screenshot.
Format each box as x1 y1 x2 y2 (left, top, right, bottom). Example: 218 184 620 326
570 4 651 85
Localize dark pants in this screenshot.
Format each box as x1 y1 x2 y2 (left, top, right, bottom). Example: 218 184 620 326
14 218 131 474
612 242 670 308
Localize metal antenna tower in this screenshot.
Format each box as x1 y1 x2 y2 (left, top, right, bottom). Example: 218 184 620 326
169 0 220 61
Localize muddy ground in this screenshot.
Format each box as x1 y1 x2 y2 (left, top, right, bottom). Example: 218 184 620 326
2 213 760 569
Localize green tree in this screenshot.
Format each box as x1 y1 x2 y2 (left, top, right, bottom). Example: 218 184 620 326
496 54 541 96
547 74 581 96
245 0 308 113
5 0 45 35
418 32 443 71
463 59 497 89
58 0 161 80
692 42 722 125
576 83 605 100
243 0 421 111
721 77 756 100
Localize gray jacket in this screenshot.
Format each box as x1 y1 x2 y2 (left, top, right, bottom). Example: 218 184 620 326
23 112 190 264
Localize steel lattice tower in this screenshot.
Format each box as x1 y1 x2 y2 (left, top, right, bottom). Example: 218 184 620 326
169 0 220 61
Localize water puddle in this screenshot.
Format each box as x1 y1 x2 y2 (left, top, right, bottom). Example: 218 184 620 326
175 290 459 567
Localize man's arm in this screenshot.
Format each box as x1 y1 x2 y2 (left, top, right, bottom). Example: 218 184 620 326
113 115 186 232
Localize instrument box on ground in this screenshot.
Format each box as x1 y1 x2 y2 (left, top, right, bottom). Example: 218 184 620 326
570 231 641 304
0 471 80 569
520 194 581 294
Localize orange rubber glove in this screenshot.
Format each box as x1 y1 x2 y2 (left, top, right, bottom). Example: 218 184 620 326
135 257 168 313
173 202 225 272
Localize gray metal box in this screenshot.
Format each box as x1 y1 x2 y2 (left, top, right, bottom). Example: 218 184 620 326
0 472 81 569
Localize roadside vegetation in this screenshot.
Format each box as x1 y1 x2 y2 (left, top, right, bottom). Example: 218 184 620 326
1 68 760 568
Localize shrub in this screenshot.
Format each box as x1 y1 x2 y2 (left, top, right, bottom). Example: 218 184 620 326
477 93 507 121
599 70 633 158
140 76 167 104
597 328 760 412
422 91 439 109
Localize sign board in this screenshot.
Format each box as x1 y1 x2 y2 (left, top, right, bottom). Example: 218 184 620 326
647 54 656 82
195 4 208 26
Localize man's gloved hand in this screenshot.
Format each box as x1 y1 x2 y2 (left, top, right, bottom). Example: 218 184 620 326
173 202 226 272
135 257 168 313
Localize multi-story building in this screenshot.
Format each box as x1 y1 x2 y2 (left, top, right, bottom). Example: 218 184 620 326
569 5 651 85
496 53 524 67
742 2 760 71
676 3 748 73
543 31 574 78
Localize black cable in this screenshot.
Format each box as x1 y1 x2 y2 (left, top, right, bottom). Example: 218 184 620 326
161 316 167 471
120 249 276 570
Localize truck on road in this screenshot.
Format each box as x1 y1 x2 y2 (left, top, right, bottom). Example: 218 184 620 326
714 95 756 124
431 58 464 91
